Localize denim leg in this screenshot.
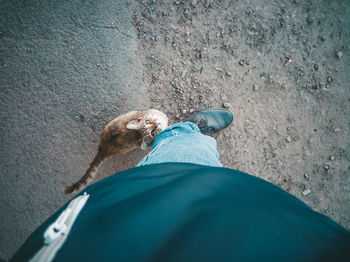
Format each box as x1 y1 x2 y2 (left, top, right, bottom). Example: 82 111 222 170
136 122 222 167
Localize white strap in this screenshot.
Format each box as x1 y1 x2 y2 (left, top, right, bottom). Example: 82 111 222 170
29 192 90 262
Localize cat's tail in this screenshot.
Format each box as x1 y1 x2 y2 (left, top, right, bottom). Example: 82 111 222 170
64 149 108 194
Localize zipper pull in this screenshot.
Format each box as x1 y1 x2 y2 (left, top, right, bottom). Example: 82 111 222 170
44 208 72 244
30 193 90 262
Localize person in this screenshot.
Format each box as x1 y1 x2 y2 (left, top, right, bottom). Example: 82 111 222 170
11 109 350 262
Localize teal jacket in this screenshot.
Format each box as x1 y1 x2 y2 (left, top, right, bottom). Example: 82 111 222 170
11 163 350 262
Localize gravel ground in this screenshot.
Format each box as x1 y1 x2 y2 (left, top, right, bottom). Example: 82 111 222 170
132 0 350 229
1 0 349 260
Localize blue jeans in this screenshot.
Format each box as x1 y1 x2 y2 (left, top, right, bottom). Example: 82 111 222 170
136 122 222 167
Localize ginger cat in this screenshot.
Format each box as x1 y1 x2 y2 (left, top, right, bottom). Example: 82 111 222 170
64 109 168 193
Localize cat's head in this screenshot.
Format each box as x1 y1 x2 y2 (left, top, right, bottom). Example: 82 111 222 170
126 109 168 150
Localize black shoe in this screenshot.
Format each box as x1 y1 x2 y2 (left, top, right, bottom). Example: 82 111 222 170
187 109 234 135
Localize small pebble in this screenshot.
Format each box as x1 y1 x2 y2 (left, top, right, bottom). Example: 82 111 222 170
226 71 232 77
76 114 85 122
182 109 187 114
185 38 190 43
314 64 319 70
304 173 309 180
307 17 315 24
286 136 292 143
175 114 180 119
327 76 333 83
223 102 231 109
189 108 194 113
335 51 343 59
239 60 244 66
302 189 311 196
253 84 259 91
330 156 335 161
334 128 341 133
324 164 330 170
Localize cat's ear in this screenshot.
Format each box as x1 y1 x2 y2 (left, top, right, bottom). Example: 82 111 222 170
141 139 151 150
126 120 141 130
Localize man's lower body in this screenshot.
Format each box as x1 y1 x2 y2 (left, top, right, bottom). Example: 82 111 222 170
136 109 234 167
136 122 223 167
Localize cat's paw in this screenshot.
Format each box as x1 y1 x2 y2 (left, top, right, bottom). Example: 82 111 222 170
141 138 152 150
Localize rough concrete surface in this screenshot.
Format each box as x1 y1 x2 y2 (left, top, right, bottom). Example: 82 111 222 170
0 0 150 260
1 0 350 260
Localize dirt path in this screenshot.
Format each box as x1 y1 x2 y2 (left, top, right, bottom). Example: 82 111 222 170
132 0 350 229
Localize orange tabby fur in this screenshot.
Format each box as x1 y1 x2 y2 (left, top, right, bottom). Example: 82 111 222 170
64 109 168 193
